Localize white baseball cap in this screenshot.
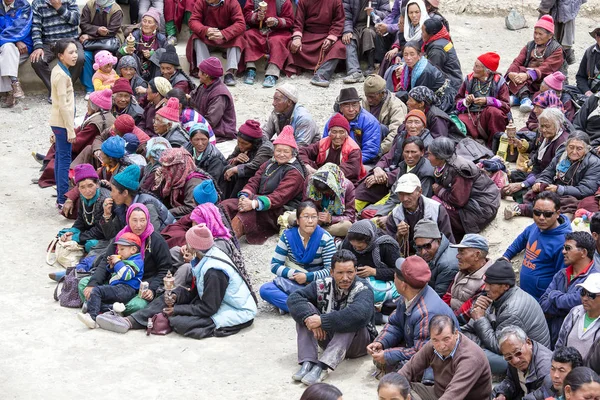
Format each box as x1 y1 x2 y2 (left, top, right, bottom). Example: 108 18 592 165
577 273 600 293
394 173 422 194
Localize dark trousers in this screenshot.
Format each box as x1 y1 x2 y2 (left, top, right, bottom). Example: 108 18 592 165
88 284 137 319
374 33 395 64
31 41 85 95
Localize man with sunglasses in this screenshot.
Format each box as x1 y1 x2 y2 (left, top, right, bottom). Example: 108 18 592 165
556 273 600 359
492 325 552 400
503 191 572 301
462 258 551 375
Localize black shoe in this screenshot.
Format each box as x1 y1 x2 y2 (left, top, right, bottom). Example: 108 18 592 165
292 362 314 381
565 49 576 65
224 73 236 86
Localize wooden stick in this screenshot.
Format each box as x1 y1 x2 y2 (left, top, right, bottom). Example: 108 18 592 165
367 1 372 28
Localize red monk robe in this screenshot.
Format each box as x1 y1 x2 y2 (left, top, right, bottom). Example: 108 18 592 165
284 0 346 76
240 0 293 72
186 0 246 73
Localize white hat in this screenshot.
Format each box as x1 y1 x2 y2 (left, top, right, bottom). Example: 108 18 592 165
276 83 298 103
577 273 600 293
394 173 422 194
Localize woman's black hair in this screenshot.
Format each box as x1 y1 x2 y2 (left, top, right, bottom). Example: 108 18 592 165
166 87 188 108
347 231 371 243
403 41 422 54
402 135 425 152
378 373 411 398
54 38 77 57
312 179 331 193
563 367 600 393
295 201 318 221
299 383 343 400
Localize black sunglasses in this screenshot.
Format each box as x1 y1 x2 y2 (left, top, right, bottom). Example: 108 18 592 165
581 288 599 300
533 209 555 218
414 239 435 252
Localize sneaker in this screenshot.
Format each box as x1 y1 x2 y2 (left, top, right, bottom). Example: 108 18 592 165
343 71 365 84
224 73 236 87
519 97 533 114
96 311 131 333
84 92 92 101
262 75 277 88
11 81 24 98
301 365 328 386
310 74 330 88
166 35 178 46
113 302 126 315
243 69 256 85
509 95 520 107
504 204 522 220
77 312 98 329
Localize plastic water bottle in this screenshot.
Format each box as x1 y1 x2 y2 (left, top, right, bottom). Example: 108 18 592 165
371 12 388 36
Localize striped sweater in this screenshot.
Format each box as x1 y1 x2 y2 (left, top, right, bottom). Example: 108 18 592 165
108 253 144 290
31 0 79 49
270 229 336 283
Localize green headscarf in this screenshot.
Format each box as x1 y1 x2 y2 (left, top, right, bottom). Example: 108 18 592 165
307 163 346 216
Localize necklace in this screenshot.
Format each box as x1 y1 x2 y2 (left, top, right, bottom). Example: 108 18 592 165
533 44 546 59
83 201 97 226
473 76 492 97
434 163 446 178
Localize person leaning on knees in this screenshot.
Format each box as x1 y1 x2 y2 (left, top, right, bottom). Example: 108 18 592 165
398 315 492 400
287 249 378 386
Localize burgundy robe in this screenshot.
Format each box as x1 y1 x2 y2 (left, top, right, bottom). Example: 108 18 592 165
186 0 246 72
299 140 362 184
189 79 237 141
240 0 293 71
284 0 346 75
506 41 564 95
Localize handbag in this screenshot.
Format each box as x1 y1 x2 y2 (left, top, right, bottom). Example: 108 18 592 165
83 37 121 53
46 237 85 268
147 312 172 335
367 277 399 303
53 267 91 308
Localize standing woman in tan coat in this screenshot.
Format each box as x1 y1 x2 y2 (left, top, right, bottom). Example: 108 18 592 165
50 39 78 210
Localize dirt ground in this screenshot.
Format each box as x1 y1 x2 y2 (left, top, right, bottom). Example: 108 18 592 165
1 8 598 400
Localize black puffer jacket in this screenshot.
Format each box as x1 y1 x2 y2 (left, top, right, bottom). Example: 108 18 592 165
463 286 551 353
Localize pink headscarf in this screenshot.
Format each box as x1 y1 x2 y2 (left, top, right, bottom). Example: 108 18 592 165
190 203 231 240
115 203 155 259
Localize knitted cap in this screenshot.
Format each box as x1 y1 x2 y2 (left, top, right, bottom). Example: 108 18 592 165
328 113 350 133
193 180 218 205
477 52 500 72
142 7 161 24
395 255 431 289
113 164 141 191
74 163 99 184
156 97 181 122
112 78 133 95
123 133 139 154
273 125 298 149
93 50 117 71
160 44 180 66
149 77 172 97
544 71 566 91
89 89 113 110
189 122 211 139
484 258 516 286
405 109 427 127
363 74 386 94
101 136 126 159
114 114 136 134
115 232 142 248
535 15 555 34
276 83 298 103
238 120 263 139
413 219 441 239
199 56 223 78
186 223 214 251
427 0 439 7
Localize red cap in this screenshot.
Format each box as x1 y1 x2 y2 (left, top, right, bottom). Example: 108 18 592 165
396 256 432 289
112 78 133 95
114 114 136 134
328 113 350 133
477 52 500 72
156 97 180 122
238 120 263 139
273 125 298 149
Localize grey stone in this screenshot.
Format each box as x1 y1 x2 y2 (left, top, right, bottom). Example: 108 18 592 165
506 8 528 31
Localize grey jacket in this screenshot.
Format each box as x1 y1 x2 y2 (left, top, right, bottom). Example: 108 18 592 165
163 125 190 149
556 305 600 357
463 286 551 354
262 103 320 146
342 0 390 34
537 149 600 199
427 235 458 297
538 0 586 23
493 341 553 400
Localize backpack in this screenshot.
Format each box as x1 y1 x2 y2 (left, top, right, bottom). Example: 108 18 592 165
53 268 91 308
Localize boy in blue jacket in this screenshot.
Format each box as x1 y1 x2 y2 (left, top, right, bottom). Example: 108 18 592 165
78 232 144 329
503 191 571 301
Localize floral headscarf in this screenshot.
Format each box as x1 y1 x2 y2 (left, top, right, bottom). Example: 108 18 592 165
115 203 154 260
145 137 172 161
532 90 565 112
190 203 231 240
409 86 437 106
307 163 346 216
154 148 210 207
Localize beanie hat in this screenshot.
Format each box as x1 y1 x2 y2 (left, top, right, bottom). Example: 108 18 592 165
189 122 211 139
544 71 566 91
276 83 298 103
114 232 142 249
101 136 126 159
156 97 181 122
395 255 431 289
535 15 555 35
74 163 99 184
413 219 441 239
193 180 218 205
328 113 350 133
484 258 516 286
93 50 117 71
423 18 443 36
477 52 500 72
159 45 180 67
238 120 263 139
89 88 113 110
149 77 172 97
186 223 214 251
427 0 439 7
273 125 298 149
114 114 136 134
363 74 387 94
405 109 427 127
123 133 140 154
113 164 141 191
142 7 161 25
199 56 223 78
112 78 133 95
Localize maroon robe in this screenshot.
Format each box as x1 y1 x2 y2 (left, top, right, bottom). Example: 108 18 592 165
189 79 237 141
161 213 194 247
186 0 246 72
284 0 346 75
240 0 293 71
505 40 564 95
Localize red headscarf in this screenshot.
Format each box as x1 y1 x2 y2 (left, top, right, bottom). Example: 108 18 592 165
154 148 210 207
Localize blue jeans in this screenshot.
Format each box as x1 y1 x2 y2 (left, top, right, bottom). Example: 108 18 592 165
260 282 290 312
52 126 72 205
81 51 95 93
